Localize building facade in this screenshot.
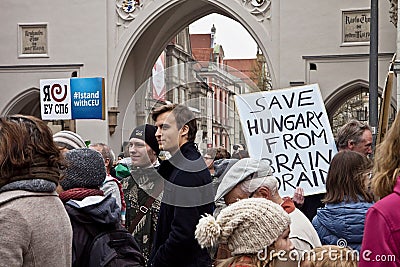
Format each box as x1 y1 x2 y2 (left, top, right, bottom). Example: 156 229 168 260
0 0 396 153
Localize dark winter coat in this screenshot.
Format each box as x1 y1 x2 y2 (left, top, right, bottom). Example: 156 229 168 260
65 195 121 266
149 142 214 267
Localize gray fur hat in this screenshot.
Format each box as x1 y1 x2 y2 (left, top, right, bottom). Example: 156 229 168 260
60 148 106 190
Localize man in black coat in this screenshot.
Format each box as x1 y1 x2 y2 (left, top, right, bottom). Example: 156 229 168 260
148 104 214 267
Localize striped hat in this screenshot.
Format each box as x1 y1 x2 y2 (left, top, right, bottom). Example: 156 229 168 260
53 130 86 150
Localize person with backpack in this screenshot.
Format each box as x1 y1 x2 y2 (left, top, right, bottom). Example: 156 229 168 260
118 124 163 264
57 148 145 267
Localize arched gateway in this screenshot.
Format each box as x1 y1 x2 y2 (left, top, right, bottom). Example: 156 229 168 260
110 0 277 150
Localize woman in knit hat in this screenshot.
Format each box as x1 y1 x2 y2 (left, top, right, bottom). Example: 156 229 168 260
0 115 72 266
57 148 122 266
195 198 295 267
53 130 86 152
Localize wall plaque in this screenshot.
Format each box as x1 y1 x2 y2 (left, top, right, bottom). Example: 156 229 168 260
19 24 48 56
342 10 370 44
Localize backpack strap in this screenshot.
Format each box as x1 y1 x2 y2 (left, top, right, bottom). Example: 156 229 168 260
128 194 157 234
128 175 163 234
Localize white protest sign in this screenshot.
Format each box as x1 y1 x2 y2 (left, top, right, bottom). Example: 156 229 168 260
40 78 72 120
235 84 337 197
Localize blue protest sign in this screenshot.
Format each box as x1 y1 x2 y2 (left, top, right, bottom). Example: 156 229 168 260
70 77 105 119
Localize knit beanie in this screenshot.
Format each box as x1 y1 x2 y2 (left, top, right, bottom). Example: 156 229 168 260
53 130 86 150
60 148 106 190
195 198 291 256
129 124 160 155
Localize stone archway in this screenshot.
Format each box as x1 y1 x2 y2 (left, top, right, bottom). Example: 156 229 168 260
108 0 276 147
2 88 41 117
324 80 396 132
324 79 371 120
110 1 275 104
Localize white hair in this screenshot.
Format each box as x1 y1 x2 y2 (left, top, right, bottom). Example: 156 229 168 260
239 173 279 196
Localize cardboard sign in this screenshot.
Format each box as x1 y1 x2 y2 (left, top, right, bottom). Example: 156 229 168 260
235 84 337 196
40 77 105 120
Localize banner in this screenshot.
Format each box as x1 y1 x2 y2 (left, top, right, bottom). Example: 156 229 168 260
235 84 337 197
40 77 105 120
152 52 166 101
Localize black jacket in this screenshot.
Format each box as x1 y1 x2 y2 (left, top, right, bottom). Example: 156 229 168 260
149 142 214 267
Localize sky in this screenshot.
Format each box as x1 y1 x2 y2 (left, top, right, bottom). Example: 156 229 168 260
189 13 258 59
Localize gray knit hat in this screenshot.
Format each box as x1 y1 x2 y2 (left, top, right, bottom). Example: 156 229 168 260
195 198 291 256
53 130 86 150
60 148 106 190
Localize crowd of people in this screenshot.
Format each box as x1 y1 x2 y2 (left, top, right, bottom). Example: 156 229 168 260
1 106 400 266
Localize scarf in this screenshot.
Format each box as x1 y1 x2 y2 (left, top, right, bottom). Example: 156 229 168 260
0 179 57 193
59 187 104 203
0 155 60 188
281 196 296 214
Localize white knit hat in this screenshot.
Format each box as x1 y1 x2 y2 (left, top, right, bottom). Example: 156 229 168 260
195 198 291 256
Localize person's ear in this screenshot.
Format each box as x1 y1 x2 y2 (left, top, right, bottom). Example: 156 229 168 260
180 124 189 137
348 139 355 149
254 186 271 199
105 158 111 168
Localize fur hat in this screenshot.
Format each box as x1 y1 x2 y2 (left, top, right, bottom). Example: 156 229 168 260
60 148 106 190
129 124 160 156
195 198 290 255
214 158 272 201
53 130 86 150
